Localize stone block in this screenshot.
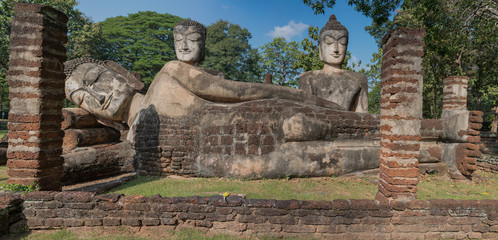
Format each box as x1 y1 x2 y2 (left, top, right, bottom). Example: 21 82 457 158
281 224 316 233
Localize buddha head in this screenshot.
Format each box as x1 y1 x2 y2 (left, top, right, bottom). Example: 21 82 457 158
319 15 349 69
64 57 144 121
173 19 206 66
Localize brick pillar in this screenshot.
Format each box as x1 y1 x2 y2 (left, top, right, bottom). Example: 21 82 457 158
6 3 68 190
440 76 482 177
442 76 468 113
377 28 426 202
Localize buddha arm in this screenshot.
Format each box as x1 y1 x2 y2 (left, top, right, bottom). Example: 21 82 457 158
354 75 369 113
298 73 313 94
163 61 343 110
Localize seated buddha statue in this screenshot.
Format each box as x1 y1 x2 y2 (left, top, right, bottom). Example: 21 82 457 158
64 19 379 179
299 15 368 113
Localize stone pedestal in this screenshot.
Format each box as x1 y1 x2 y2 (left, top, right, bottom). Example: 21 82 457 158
377 28 425 202
6 3 68 190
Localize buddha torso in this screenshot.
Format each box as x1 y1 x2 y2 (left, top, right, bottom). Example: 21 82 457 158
299 69 367 112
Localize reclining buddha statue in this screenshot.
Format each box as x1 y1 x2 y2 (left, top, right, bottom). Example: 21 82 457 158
64 18 379 178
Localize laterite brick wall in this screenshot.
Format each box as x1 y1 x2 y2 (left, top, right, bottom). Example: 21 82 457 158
0 192 497 239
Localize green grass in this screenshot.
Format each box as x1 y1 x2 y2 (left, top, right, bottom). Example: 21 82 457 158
417 171 497 200
22 229 148 240
17 228 311 240
0 129 8 139
0 165 7 185
109 171 497 201
108 175 377 200
0 118 8 139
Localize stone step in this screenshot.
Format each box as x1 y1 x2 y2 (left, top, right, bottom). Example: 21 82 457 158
62 172 136 194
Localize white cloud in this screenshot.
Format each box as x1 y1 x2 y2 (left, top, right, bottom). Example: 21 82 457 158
346 55 365 71
267 21 309 41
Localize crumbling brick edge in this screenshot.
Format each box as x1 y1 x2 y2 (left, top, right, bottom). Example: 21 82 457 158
0 191 497 239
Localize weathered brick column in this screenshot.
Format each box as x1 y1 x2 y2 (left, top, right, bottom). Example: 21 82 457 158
377 28 425 202
442 76 468 112
6 3 68 190
441 76 482 177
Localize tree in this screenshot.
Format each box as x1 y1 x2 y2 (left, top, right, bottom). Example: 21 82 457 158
97 11 183 86
295 26 323 72
364 49 382 114
303 0 403 25
260 37 302 87
201 20 262 82
0 0 100 115
402 0 498 121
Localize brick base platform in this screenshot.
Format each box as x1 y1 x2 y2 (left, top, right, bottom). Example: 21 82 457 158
1 192 497 239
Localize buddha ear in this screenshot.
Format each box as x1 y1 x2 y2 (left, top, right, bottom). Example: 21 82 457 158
104 60 145 91
318 47 324 62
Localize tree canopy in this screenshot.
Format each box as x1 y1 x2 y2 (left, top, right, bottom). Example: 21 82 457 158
259 37 302 87
201 20 262 82
295 26 323 72
97 11 183 86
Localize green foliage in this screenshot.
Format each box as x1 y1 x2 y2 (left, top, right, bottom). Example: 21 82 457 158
365 49 382 114
0 182 39 193
407 0 497 121
259 37 302 87
303 0 403 26
348 0 404 26
201 20 262 82
303 0 337 15
295 26 323 71
97 11 183 86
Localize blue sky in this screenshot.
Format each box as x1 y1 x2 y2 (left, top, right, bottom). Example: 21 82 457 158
77 0 379 68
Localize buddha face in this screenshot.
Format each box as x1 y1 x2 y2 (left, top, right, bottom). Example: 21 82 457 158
319 29 348 67
65 63 136 121
174 25 205 65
